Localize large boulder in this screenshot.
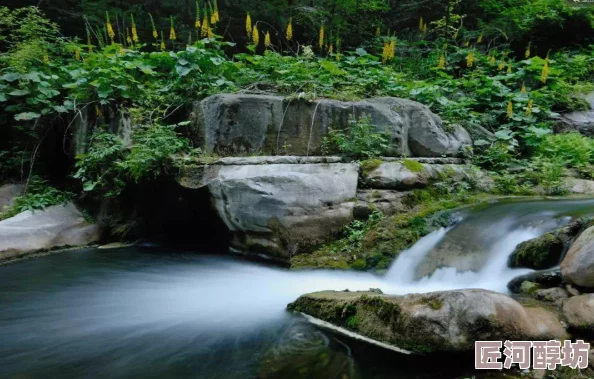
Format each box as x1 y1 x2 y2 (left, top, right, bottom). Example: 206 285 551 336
287 289 567 354
179 157 359 261
561 225 594 288
563 294 594 335
0 203 100 262
556 92 594 137
191 94 471 157
509 218 588 270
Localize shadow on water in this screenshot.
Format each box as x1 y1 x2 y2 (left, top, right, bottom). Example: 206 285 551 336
1 198 594 378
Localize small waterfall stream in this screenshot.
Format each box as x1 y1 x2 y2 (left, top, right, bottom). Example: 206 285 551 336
1 198 594 378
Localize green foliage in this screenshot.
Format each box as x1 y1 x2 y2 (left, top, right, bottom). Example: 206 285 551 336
322 115 390 159
403 159 424 173
74 124 191 197
536 133 594 168
0 177 70 220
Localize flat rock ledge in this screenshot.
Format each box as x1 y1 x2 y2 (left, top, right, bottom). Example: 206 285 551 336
287 289 567 354
0 202 100 263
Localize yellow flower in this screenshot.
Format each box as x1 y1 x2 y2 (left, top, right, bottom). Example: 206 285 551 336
525 45 531 59
422 22 428 34
336 52 341 61
131 14 139 43
43 54 49 64
319 25 324 49
264 31 271 48
389 40 395 59
498 60 505 70
329 44 334 54
207 24 214 39
525 99 534 115
170 16 177 41
506 101 513 119
419 17 424 31
477 33 483 43
126 29 132 44
149 13 158 39
119 45 124 55
521 82 527 94
437 54 445 69
252 25 260 45
201 11 210 37
195 2 201 28
541 61 549 83
246 13 252 38
464 41 469 47
106 12 115 42
95 105 103 118
212 1 220 23
376 26 381 36
466 50 474 67
382 40 396 63
160 31 165 51
382 42 389 63
489 55 495 66
286 17 293 41
507 65 512 73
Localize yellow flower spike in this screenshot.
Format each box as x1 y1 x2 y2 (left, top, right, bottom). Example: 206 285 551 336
252 24 260 45
195 2 201 28
525 43 531 59
264 31 271 48
376 26 381 36
319 25 325 49
381 42 389 63
507 65 512 73
419 17 424 32
106 12 115 43
43 54 50 64
246 13 252 38
126 28 132 45
422 22 428 34
201 11 210 37
526 99 534 116
149 13 158 39
489 55 495 66
506 101 513 119
477 33 483 43
213 0 220 23
464 41 469 47
498 60 505 70
466 50 474 67
286 17 293 41
95 105 103 118
160 31 165 51
329 44 334 54
540 61 549 83
170 16 177 41
438 54 446 69
521 82 527 94
207 24 214 39
131 14 139 43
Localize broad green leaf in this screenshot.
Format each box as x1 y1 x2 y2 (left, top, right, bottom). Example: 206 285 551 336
320 61 345 75
9 89 30 96
1 73 20 82
14 112 41 121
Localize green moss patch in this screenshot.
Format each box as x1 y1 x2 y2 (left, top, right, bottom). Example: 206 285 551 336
402 159 424 173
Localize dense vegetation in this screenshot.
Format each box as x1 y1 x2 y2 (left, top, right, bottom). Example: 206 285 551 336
1 1 594 213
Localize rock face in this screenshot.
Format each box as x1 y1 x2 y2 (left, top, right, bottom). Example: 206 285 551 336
192 95 471 157
509 219 588 270
288 289 567 354
353 190 410 220
0 184 23 211
0 203 100 262
563 294 594 335
561 225 594 288
508 269 563 294
557 92 594 136
360 160 491 191
180 159 359 261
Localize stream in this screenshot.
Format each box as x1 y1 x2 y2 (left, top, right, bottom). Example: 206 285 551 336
1 198 594 378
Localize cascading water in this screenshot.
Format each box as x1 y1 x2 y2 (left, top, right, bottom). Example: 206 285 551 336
1 198 594 378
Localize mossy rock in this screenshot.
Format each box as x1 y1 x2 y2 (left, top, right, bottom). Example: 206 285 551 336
402 159 424 173
509 233 565 270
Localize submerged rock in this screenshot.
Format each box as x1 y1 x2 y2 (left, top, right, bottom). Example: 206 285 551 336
287 289 567 354
191 94 471 157
563 294 594 336
509 218 588 270
561 225 594 288
0 203 100 262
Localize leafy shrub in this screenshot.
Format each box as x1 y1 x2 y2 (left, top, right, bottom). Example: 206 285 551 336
323 115 389 160
0 177 70 220
536 133 594 168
